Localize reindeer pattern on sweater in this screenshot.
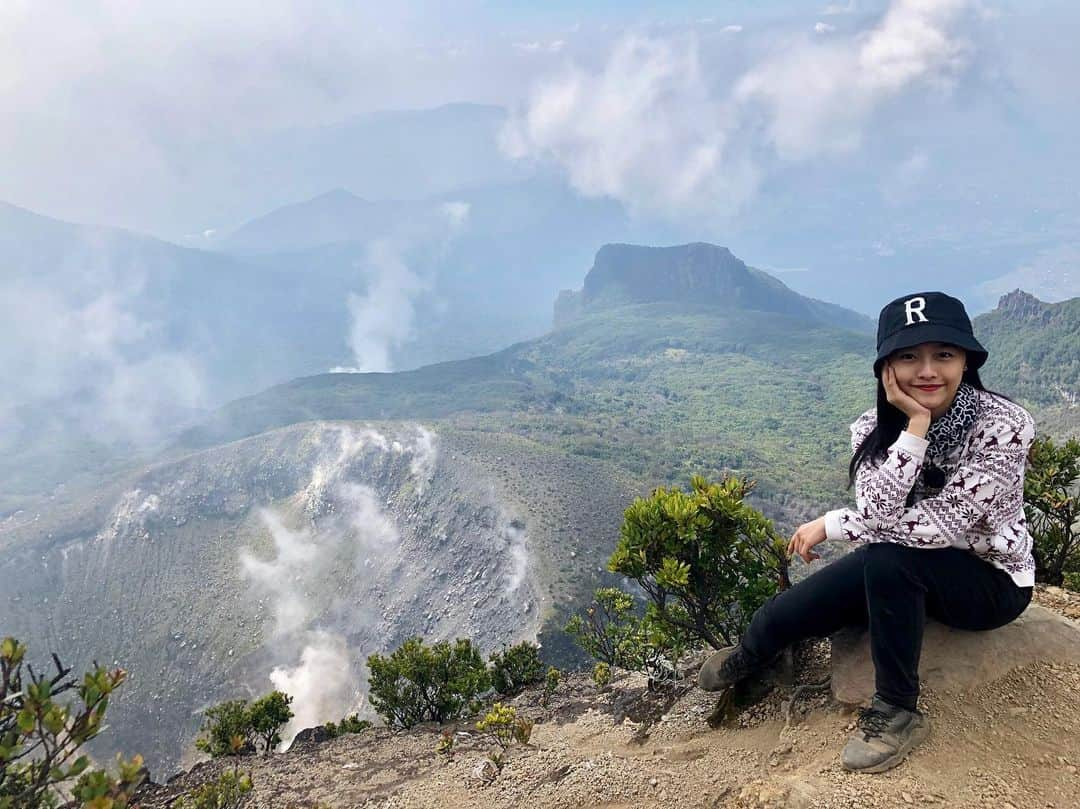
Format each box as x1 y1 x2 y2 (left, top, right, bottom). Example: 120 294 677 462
824 388 1037 587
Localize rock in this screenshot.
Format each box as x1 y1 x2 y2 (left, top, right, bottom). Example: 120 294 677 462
831 604 1080 704
470 757 499 786
291 725 333 746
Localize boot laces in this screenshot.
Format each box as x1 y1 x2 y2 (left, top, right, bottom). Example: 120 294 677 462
856 706 893 739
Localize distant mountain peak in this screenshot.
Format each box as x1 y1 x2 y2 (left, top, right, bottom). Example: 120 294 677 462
555 242 873 333
995 289 1050 320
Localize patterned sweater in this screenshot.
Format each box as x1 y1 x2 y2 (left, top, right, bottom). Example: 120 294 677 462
824 389 1037 587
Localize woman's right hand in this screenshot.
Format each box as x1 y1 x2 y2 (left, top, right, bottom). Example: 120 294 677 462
882 362 931 425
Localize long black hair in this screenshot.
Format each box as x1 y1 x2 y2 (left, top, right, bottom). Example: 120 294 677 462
847 366 1012 488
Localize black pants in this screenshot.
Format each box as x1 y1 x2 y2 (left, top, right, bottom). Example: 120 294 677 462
739 543 1032 710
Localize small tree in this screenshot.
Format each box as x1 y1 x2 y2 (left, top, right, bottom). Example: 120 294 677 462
367 638 490 729
564 588 645 669
0 636 144 809
195 700 255 758
1025 436 1080 586
607 475 790 649
488 642 545 697
248 691 293 755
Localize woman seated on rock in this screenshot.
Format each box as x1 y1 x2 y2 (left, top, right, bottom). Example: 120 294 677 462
698 291 1036 774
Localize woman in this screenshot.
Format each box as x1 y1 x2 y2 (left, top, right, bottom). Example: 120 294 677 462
698 291 1036 774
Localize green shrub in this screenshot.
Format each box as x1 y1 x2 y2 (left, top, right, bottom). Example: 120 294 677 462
475 703 533 775
247 691 293 755
1064 572 1080 593
1025 436 1080 586
0 636 144 809
592 662 612 688
541 667 560 707
565 587 644 669
324 715 372 737
366 638 490 729
174 768 252 809
195 700 255 758
195 691 293 758
488 642 545 697
608 474 789 649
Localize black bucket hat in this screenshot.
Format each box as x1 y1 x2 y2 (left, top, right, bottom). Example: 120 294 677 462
874 291 988 377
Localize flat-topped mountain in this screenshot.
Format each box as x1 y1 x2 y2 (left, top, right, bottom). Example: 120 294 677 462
554 243 874 333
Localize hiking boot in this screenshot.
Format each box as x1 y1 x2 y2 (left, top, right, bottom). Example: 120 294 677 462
697 644 772 692
841 694 930 774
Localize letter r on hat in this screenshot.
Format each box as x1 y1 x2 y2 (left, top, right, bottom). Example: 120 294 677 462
904 296 928 325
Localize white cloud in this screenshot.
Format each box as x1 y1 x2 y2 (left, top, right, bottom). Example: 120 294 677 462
500 34 758 219
976 245 1080 306
502 0 974 222
722 25 744 33
440 200 471 228
815 22 837 34
823 0 858 14
735 0 972 161
0 236 207 444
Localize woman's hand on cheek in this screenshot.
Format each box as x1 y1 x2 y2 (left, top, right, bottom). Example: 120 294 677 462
787 516 827 564
882 363 931 422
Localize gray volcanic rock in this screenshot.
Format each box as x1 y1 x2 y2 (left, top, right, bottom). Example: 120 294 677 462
831 604 1080 704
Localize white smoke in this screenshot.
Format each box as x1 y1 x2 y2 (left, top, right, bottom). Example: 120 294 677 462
238 423 440 745
330 240 429 373
0 241 206 444
501 0 974 221
269 632 359 744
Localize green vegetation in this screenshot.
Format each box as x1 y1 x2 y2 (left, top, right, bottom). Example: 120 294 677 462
977 294 1080 409
565 588 644 670
475 703 533 776
195 691 293 757
591 662 612 688
324 715 372 737
174 768 252 809
0 637 143 809
248 691 294 754
610 475 790 649
541 667 560 707
366 638 490 729
489 642 546 697
1025 436 1080 585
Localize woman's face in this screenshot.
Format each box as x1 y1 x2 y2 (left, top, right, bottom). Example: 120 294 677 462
886 341 967 419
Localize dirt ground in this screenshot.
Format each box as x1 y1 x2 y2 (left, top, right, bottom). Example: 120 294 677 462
138 585 1080 809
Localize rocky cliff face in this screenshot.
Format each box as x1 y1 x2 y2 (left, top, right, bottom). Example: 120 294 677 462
0 421 544 774
553 243 873 333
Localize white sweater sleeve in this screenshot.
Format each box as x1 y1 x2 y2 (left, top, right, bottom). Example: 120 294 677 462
824 409 1035 549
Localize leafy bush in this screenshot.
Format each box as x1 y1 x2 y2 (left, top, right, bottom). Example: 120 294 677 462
1025 436 1080 585
488 642 545 697
195 700 255 758
1064 572 1080 593
475 703 533 775
0 636 144 809
366 638 490 729
591 662 612 688
608 474 790 649
324 715 372 737
541 667 560 707
174 768 252 809
566 589 687 690
248 691 293 754
195 691 292 758
564 588 644 669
